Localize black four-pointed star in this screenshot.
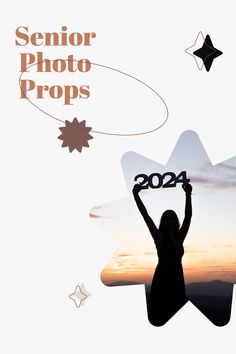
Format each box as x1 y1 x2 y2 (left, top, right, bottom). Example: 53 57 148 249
193 34 223 72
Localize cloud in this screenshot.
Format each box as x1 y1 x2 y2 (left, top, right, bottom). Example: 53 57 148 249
213 182 236 189
190 176 210 185
216 163 236 172
190 174 236 190
117 253 133 257
89 212 103 218
211 243 236 249
185 246 206 253
89 207 112 219
186 160 236 190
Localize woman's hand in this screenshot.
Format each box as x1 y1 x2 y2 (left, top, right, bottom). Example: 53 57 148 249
182 182 192 195
132 183 143 195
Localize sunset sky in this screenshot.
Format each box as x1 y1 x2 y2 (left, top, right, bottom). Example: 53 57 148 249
90 131 236 285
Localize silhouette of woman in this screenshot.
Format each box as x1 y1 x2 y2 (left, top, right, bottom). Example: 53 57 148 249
132 182 192 326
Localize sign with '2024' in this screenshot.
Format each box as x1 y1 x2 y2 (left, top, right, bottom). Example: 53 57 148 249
134 171 190 189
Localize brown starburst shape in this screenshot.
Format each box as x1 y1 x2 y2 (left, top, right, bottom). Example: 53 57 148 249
58 118 93 153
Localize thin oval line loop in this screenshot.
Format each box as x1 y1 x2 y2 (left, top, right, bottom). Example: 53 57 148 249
19 60 169 136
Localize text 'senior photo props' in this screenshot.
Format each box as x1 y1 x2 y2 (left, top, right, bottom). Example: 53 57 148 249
17 26 168 153
90 131 236 327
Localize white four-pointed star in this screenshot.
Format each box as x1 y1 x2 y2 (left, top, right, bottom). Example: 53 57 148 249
69 284 91 308
185 31 205 70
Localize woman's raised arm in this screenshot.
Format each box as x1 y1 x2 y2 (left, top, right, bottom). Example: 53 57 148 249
179 183 192 242
132 184 160 241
